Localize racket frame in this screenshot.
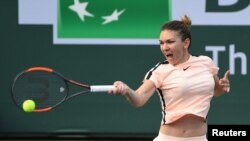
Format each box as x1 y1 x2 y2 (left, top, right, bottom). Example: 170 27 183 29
11 67 92 112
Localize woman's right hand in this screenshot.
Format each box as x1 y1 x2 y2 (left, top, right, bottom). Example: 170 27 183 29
108 81 129 96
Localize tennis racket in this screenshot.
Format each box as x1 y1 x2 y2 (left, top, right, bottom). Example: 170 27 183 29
11 66 114 112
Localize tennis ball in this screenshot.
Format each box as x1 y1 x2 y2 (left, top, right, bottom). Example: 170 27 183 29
22 99 36 112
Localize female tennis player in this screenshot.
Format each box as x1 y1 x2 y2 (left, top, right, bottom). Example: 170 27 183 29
108 15 230 141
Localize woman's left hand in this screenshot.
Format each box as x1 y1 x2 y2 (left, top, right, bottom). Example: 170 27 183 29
218 70 230 93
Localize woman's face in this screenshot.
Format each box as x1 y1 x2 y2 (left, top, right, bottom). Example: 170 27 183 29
159 29 190 65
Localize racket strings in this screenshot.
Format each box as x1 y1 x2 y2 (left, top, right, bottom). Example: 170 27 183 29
12 71 68 109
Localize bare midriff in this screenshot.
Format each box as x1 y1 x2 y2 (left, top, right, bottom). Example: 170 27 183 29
160 114 207 137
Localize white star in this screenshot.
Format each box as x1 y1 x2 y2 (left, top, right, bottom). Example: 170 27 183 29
69 0 94 21
102 9 125 25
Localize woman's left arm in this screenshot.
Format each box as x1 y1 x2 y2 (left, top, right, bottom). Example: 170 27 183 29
214 70 230 96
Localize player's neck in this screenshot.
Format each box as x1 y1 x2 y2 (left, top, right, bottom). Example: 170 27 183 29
177 53 190 66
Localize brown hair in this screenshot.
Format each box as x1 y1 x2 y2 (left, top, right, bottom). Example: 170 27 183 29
161 15 192 47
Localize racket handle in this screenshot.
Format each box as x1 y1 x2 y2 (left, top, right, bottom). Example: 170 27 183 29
90 85 114 92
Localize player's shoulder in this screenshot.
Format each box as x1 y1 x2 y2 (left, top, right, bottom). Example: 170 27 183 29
144 60 169 79
192 55 216 67
156 60 169 68
192 55 213 62
148 60 169 71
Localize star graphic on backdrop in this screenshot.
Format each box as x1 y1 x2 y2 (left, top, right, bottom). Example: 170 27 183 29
102 9 125 25
69 0 94 21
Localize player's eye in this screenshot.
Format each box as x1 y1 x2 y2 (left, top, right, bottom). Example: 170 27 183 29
159 40 164 45
159 40 175 45
166 40 174 44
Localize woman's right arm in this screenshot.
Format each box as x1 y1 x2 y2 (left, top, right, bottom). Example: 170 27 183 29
108 80 156 108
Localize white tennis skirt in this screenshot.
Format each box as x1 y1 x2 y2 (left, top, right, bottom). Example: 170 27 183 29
153 132 208 141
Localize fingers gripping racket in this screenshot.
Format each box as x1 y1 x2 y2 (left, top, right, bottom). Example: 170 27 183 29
11 67 113 112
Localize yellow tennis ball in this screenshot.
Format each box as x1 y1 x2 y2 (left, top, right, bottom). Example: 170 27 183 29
22 99 36 112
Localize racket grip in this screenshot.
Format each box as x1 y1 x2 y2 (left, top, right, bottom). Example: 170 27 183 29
90 85 114 92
